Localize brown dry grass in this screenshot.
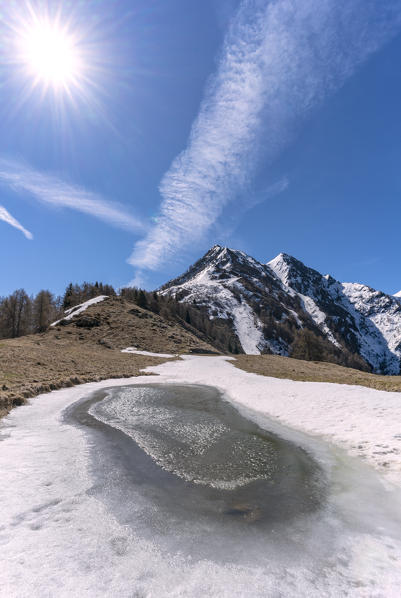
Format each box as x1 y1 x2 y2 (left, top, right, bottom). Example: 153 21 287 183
233 354 401 392
4 295 399 418
0 337 167 417
0 296 217 417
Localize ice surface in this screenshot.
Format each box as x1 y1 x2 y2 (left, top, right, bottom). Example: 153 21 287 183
90 385 283 490
2 357 401 596
150 356 401 486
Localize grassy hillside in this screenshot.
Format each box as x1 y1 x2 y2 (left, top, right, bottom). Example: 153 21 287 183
2 294 400 419
0 296 217 416
234 354 401 392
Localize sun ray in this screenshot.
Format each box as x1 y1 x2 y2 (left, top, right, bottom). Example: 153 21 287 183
0 1 97 108
16 9 83 92
0 0 131 143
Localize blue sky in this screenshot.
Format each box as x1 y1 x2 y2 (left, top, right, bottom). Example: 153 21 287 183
1 0 400 297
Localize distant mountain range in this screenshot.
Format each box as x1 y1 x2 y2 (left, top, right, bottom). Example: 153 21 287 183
160 245 401 374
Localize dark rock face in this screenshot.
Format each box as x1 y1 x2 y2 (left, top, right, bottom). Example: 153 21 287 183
98 338 113 349
75 315 101 328
160 246 401 374
58 319 71 326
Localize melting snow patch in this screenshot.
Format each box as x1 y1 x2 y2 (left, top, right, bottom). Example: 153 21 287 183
121 347 175 358
51 296 108 326
230 300 263 354
298 293 341 348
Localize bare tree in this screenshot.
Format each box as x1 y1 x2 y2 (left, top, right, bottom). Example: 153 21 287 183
33 290 54 333
0 289 32 338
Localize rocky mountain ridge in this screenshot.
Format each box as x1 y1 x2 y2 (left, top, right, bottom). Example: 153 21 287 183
160 246 401 374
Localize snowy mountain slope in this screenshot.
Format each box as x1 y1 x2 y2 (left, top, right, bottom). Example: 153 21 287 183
341 283 401 372
160 247 347 359
267 253 401 374
160 256 263 353
161 246 401 374
159 247 268 354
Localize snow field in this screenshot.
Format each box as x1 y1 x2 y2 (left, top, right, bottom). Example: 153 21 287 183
1 356 401 596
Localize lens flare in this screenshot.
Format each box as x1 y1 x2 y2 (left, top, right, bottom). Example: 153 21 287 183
0 1 98 107
20 19 81 89
0 1 124 131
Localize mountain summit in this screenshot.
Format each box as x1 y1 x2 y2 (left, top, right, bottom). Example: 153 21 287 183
161 246 401 374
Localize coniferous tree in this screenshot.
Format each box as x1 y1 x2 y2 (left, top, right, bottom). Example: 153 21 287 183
136 290 147 309
290 329 325 361
63 284 74 310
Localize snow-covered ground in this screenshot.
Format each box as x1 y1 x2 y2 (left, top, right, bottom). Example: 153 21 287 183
121 347 175 358
2 356 401 596
51 295 108 326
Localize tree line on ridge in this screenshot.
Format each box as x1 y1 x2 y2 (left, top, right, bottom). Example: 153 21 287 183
0 281 371 372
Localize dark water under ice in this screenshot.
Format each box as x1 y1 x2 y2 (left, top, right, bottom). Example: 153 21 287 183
66 385 326 555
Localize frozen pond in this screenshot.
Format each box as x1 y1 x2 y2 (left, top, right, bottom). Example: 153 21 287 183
68 384 326 557
2 373 401 597
65 382 401 586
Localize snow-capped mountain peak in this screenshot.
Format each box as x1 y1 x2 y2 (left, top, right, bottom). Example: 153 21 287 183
266 253 293 286
159 246 278 355
161 246 401 374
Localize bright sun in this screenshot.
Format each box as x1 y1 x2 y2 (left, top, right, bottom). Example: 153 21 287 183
19 19 82 90
6 5 101 112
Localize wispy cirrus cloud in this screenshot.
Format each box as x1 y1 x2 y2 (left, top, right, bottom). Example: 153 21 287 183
0 204 33 239
130 0 401 273
0 158 146 233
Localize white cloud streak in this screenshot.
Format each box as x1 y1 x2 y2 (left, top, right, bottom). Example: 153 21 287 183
0 158 146 233
0 204 33 239
130 0 401 271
